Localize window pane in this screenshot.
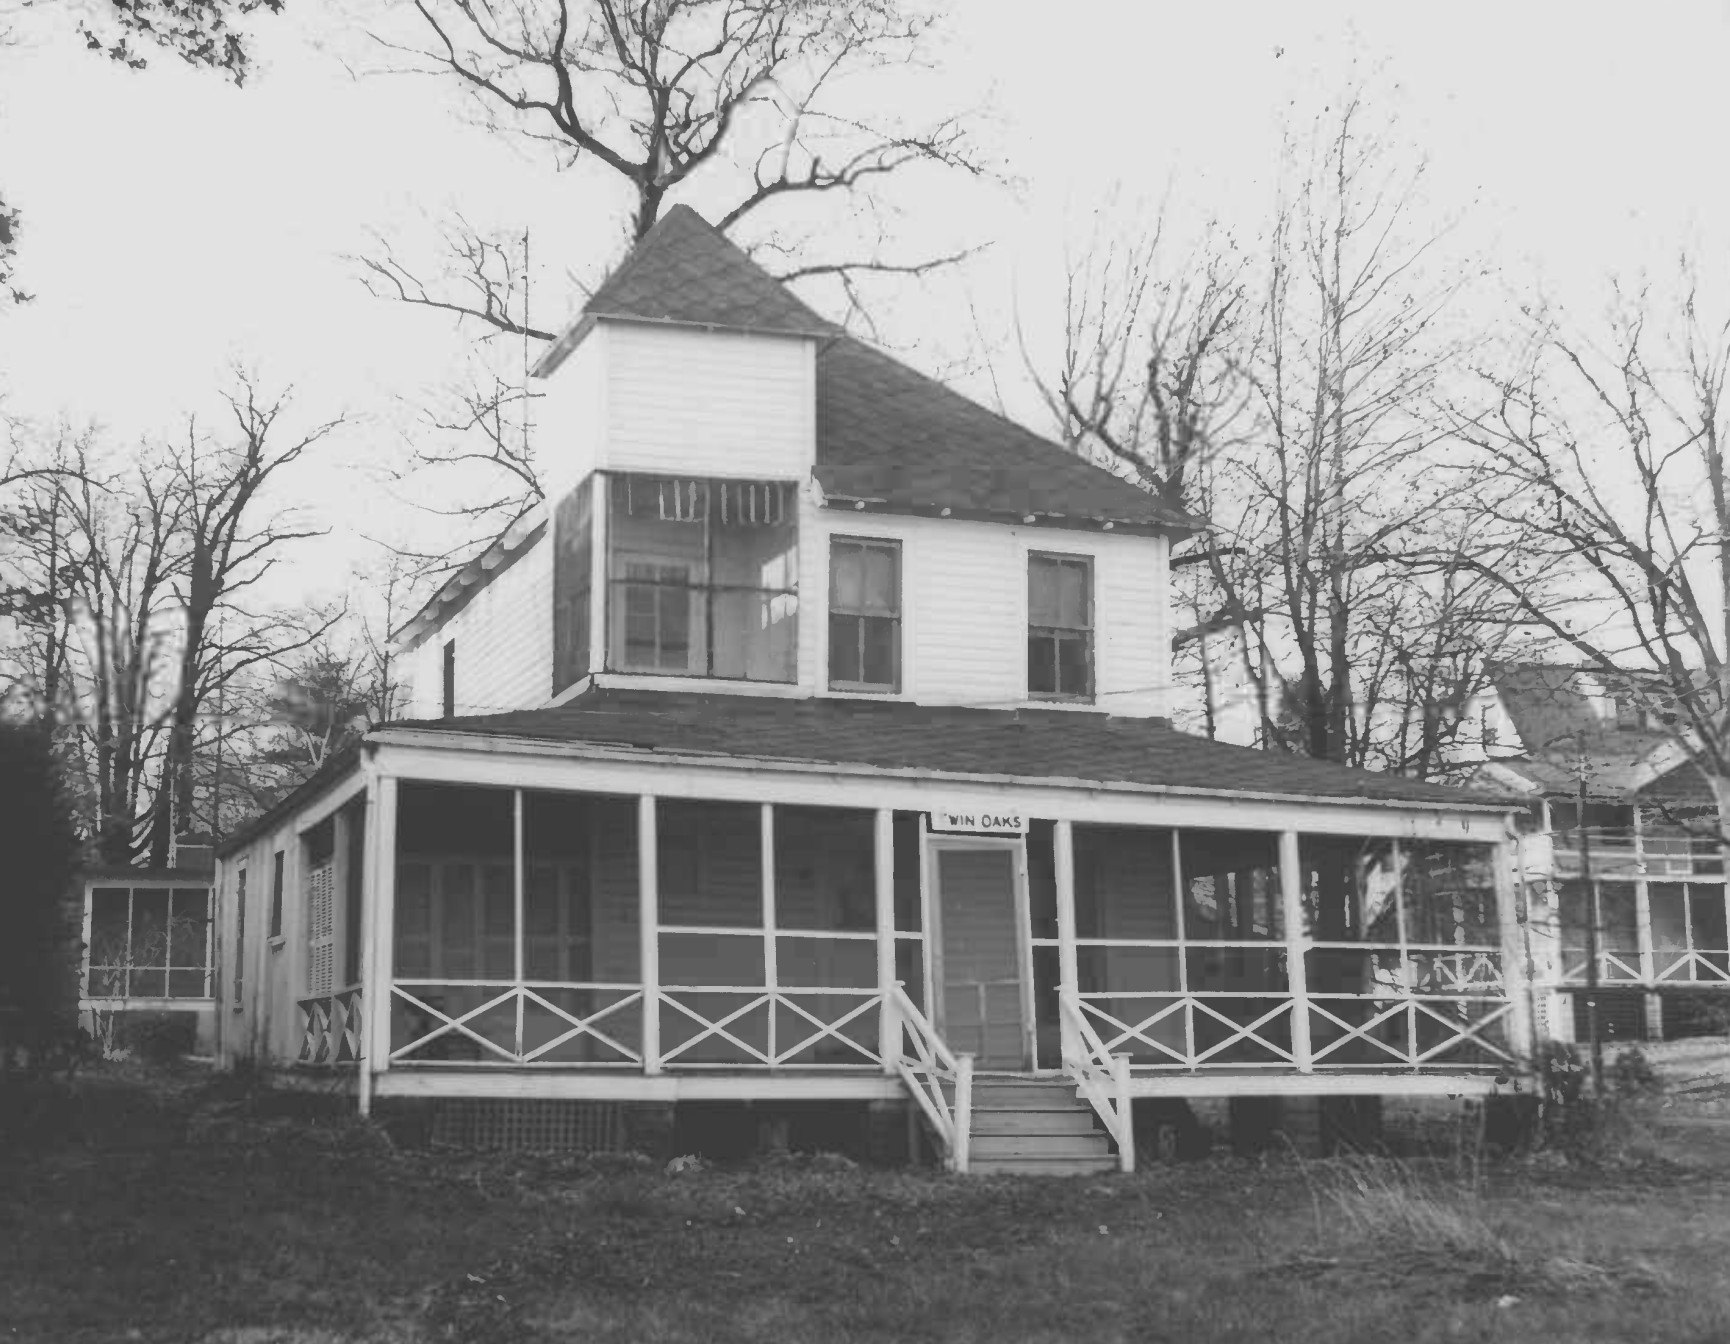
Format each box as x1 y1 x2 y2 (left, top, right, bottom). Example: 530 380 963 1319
1028 634 1057 694
862 546 898 614
1056 633 1091 697
89 888 130 976
1693 887 1729 952
1029 557 1060 625
860 617 897 687
829 614 860 685
831 545 864 609
1058 560 1089 628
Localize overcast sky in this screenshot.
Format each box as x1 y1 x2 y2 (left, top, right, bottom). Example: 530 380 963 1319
2 0 1727 607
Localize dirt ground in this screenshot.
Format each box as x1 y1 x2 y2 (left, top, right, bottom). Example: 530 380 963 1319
5 1056 1730 1344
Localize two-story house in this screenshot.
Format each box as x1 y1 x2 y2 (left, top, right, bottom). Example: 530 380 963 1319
1466 662 1730 1045
214 208 1531 1173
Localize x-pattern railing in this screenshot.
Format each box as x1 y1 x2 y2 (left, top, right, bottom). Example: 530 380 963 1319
298 985 363 1065
1307 996 1515 1067
1411 953 1504 994
1558 951 1645 984
1060 988 1134 1171
1655 951 1730 984
657 988 883 1067
1076 995 1296 1069
389 982 643 1065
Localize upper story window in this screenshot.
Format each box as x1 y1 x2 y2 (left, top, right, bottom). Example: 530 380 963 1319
607 474 798 682
1028 552 1093 700
829 537 901 692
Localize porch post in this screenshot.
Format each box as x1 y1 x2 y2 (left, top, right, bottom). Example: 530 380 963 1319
638 793 661 1075
1494 828 1536 1062
874 809 900 1073
1053 820 1079 1065
1279 830 1313 1073
362 772 398 1112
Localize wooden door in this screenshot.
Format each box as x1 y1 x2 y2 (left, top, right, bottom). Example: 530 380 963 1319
934 846 1029 1069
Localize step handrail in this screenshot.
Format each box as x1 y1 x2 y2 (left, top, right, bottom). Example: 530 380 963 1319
1059 986 1135 1172
888 981 972 1173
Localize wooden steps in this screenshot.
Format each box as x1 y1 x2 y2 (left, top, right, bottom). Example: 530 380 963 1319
964 1077 1119 1177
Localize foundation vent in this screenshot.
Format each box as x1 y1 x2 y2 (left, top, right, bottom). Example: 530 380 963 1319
430 1099 628 1153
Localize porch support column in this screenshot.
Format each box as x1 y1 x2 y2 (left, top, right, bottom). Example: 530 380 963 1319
1053 820 1079 1065
874 809 900 1073
1278 830 1313 1073
361 772 397 1114
638 793 661 1075
1494 829 1536 1061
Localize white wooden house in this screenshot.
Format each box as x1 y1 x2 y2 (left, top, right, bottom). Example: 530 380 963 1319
1465 663 1730 1045
214 208 1533 1173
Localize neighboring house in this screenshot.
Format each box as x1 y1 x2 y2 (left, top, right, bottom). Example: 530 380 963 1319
79 861 218 1057
214 208 1532 1173
1464 663 1729 1044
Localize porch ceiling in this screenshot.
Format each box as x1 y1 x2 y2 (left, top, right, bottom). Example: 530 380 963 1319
381 688 1517 812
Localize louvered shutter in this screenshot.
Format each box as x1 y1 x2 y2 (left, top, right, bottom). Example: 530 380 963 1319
307 860 336 995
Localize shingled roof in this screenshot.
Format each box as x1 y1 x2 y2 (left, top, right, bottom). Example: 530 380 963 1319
532 205 1197 534
381 688 1514 810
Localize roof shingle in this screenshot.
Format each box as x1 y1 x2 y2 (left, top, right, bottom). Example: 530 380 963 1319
384 689 1515 810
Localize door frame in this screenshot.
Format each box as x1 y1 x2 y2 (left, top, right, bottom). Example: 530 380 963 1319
924 829 1038 1071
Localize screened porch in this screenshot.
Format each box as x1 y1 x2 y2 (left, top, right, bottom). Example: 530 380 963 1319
356 780 1525 1089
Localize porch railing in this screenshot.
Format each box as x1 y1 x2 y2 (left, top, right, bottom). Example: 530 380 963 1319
389 982 644 1066
298 984 363 1065
658 986 884 1069
1058 987 1134 1172
889 981 972 1173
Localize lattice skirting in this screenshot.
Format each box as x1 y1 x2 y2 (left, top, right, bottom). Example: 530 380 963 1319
428 1099 629 1153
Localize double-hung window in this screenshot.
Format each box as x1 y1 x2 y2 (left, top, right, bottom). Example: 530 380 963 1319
828 538 901 691
1028 552 1093 700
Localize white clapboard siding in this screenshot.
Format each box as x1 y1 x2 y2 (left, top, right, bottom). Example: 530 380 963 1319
603 324 815 480
535 331 609 505
406 536 555 718
803 504 1172 718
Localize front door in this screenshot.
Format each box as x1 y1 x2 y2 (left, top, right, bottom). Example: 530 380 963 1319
933 844 1030 1069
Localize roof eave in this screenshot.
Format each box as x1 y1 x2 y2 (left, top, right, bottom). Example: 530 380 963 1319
368 724 1519 814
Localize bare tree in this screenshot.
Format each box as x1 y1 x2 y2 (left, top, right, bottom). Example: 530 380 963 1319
1452 262 1730 797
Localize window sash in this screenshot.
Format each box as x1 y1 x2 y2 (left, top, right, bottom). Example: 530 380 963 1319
1028 554 1093 698
829 539 901 690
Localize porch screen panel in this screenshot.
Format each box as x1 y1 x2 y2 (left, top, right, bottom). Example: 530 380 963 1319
1302 835 1405 1065
657 799 761 927
770 805 880 1065
392 783 516 1063
169 889 211 998
520 791 642 1064
1178 830 1287 1063
343 799 366 987
1072 825 1183 1063
1558 880 1640 983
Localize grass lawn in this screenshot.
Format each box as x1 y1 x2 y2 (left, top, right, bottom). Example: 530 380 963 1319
6 1063 1730 1343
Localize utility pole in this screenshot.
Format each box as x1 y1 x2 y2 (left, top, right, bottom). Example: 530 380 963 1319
1576 729 1604 1095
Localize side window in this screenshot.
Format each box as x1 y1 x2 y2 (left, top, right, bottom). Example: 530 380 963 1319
232 866 247 1010
828 538 901 691
269 851 285 940
1028 553 1093 700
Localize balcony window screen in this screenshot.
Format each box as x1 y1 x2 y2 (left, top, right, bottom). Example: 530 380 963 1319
1028 553 1092 698
607 474 797 682
829 538 900 690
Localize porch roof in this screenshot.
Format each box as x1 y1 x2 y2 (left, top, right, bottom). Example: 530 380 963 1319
380 688 1517 812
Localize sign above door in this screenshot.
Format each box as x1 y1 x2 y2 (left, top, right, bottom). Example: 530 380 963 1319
929 805 1028 835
